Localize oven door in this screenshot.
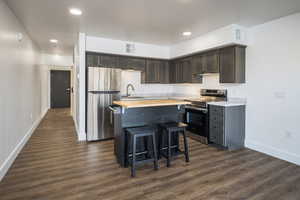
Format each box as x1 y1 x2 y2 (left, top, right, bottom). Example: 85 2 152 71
185 108 209 138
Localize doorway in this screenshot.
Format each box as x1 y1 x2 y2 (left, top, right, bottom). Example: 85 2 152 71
50 70 71 108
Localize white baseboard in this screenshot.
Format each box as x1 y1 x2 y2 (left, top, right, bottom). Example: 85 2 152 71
72 116 86 141
245 139 300 166
0 109 48 181
77 132 87 141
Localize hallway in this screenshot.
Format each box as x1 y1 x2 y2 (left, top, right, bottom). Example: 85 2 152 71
0 109 121 199
1 109 300 200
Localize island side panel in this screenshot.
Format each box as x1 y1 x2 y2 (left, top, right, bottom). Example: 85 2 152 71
114 105 186 167
122 106 185 128
113 106 126 167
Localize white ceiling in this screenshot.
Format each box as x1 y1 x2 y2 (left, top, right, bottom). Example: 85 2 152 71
5 0 300 56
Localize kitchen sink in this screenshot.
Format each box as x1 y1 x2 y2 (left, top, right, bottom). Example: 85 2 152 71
120 96 145 101
120 96 170 101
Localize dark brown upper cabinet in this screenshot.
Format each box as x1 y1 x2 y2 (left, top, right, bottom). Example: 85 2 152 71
118 56 146 71
86 53 118 68
191 50 219 74
142 59 169 84
181 58 193 83
169 59 184 83
99 54 119 68
86 44 246 85
169 57 200 84
86 54 100 67
169 60 177 84
202 50 219 73
191 56 204 83
159 60 170 84
219 45 246 83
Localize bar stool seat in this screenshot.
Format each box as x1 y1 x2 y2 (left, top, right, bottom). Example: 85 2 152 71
126 126 159 177
159 122 190 167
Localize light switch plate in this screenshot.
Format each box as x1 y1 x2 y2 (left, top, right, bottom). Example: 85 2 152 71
274 91 286 99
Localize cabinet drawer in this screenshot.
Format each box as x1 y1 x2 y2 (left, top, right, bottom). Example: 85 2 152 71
209 105 224 116
209 105 225 145
209 125 224 145
210 115 223 125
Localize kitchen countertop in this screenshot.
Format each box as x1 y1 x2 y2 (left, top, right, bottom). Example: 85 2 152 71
208 98 247 107
113 99 191 108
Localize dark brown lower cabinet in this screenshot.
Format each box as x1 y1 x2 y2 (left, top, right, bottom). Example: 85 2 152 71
209 105 245 150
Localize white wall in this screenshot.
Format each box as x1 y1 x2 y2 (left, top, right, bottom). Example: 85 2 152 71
86 36 170 59
40 65 50 113
0 0 47 180
170 24 248 58
86 25 247 60
172 13 300 165
244 12 300 165
41 53 73 66
73 33 86 141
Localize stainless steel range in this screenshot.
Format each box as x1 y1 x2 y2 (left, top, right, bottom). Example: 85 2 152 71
184 89 227 144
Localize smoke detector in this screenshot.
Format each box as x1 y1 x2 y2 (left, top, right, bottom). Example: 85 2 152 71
17 33 23 42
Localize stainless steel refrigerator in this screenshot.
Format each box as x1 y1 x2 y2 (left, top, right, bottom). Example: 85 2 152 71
87 67 121 141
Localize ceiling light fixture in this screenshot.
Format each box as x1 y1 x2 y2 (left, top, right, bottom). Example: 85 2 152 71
50 39 58 43
182 31 192 36
69 8 82 16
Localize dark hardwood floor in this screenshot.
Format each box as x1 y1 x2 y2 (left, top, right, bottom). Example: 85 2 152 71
0 109 300 200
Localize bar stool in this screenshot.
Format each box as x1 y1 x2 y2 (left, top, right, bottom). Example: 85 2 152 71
126 126 159 177
159 122 190 167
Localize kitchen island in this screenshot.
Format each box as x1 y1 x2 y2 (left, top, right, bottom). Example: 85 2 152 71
112 99 190 167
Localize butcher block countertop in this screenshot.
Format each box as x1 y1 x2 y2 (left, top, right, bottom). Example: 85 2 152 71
113 99 191 108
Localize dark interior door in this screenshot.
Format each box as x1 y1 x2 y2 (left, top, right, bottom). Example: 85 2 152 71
51 70 71 108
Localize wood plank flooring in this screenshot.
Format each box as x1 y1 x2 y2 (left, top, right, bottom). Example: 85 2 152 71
0 109 300 200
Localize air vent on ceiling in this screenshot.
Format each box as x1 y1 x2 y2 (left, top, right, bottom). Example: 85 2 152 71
126 43 135 53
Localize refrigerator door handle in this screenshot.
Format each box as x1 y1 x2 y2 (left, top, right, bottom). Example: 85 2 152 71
108 106 117 112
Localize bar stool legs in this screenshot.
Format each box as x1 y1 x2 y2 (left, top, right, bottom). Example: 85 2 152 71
159 122 190 168
182 131 190 162
131 135 137 177
126 126 158 177
167 130 172 167
152 134 159 170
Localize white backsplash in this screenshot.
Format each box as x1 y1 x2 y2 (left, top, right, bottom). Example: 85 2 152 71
121 71 247 99
121 71 174 96
171 74 248 99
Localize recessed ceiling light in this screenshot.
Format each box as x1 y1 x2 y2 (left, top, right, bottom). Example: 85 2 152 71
50 39 58 43
69 8 82 16
182 31 192 36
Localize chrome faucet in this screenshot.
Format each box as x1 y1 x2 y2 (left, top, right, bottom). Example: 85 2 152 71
126 84 135 97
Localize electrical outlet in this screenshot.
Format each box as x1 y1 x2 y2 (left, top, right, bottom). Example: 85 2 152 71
274 91 286 99
284 130 292 138
30 113 33 120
